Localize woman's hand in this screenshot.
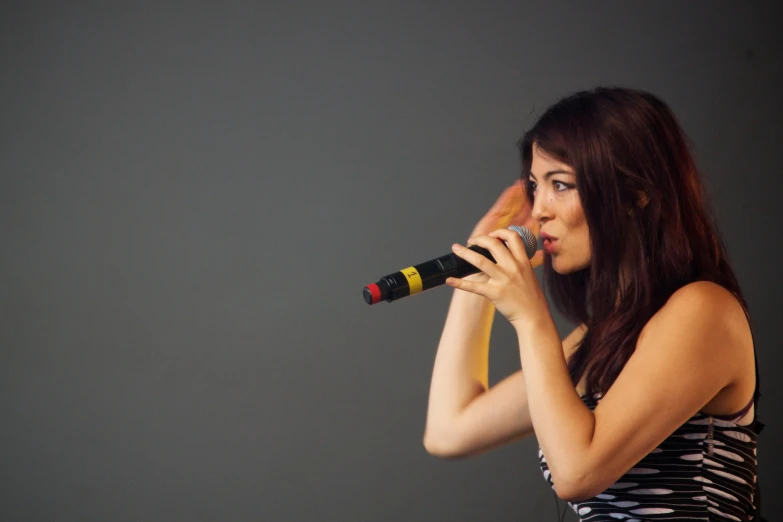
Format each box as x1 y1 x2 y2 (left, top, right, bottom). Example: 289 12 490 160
446 228 550 330
462 179 543 283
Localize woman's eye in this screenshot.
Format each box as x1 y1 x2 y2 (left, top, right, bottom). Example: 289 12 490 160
528 179 573 193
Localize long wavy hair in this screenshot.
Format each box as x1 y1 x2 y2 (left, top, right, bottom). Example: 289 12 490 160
518 86 748 397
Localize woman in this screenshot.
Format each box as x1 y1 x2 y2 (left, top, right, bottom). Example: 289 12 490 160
423 87 765 521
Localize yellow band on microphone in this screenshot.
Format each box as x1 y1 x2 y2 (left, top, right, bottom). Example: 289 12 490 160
400 266 423 295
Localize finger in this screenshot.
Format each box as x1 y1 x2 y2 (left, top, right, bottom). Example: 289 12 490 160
503 179 524 198
530 249 545 269
488 228 537 271
452 240 505 280
487 228 529 264
445 276 483 296
463 235 517 271
491 181 525 212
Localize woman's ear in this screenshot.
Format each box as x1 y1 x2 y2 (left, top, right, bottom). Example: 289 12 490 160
636 191 650 209
626 190 650 216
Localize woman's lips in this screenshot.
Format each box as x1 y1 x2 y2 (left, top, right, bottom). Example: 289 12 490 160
543 238 558 254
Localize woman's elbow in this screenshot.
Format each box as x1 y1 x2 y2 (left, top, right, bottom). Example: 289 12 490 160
422 430 469 459
553 470 604 503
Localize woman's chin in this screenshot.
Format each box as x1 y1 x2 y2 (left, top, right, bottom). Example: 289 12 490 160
551 256 567 274
551 256 587 275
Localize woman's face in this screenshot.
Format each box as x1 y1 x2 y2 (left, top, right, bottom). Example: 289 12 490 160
528 143 592 274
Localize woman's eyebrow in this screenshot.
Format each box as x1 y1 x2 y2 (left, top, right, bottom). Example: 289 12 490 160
529 169 574 180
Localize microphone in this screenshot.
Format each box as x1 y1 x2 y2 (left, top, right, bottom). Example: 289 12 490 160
363 225 537 305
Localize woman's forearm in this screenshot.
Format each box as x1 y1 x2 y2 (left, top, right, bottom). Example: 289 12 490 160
516 320 595 496
424 287 495 445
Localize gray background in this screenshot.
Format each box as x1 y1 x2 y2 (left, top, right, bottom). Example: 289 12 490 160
2 2 781 521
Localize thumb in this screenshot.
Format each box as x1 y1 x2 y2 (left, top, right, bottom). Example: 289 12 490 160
529 249 545 269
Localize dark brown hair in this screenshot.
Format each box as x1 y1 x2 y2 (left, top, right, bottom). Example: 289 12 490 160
518 86 747 397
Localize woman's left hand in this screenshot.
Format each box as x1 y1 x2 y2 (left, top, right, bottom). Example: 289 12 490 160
446 228 549 330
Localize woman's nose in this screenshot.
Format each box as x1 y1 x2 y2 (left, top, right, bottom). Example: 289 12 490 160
531 191 552 222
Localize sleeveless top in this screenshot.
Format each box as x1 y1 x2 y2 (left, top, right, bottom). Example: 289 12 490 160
538 343 766 521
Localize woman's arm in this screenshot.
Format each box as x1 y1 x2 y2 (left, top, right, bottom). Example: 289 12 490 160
518 281 746 501
423 284 585 458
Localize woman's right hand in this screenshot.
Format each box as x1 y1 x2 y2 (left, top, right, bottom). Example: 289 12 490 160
462 179 544 283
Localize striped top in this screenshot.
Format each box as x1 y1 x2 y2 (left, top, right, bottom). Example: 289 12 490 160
538 392 763 521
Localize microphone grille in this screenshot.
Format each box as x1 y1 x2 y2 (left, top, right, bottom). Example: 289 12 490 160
507 225 538 260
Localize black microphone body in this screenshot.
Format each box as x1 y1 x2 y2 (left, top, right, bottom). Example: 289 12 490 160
363 226 536 305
